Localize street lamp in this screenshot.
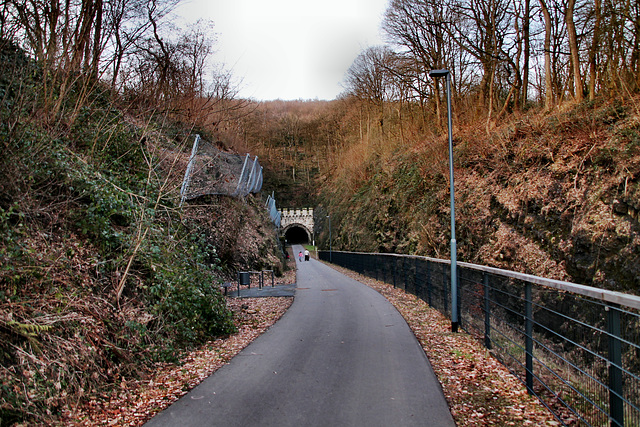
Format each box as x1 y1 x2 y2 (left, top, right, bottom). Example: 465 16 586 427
429 69 458 333
327 215 332 263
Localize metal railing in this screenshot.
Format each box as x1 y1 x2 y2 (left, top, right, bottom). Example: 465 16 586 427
235 270 275 296
319 250 640 427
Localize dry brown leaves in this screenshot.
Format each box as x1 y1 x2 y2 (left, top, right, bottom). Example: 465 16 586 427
332 264 559 426
56 296 292 426
54 258 556 426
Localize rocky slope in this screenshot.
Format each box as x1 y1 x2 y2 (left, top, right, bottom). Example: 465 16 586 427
321 98 640 293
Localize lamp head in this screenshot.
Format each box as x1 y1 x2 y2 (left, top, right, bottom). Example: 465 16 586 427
429 69 450 78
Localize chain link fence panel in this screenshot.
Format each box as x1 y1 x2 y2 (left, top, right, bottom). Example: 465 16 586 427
265 193 281 228
180 135 263 205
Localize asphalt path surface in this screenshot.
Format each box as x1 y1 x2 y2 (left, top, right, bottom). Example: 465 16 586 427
145 245 455 426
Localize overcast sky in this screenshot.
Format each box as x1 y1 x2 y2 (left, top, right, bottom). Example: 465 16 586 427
174 0 390 101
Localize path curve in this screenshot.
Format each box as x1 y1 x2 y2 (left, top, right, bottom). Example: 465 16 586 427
144 245 454 426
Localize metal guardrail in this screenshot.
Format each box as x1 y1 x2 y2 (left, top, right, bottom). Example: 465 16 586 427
234 270 275 297
319 250 640 427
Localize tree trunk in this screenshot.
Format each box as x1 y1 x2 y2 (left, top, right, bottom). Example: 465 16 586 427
539 0 553 110
588 0 601 100
566 0 583 102
522 0 530 108
434 79 442 130
630 1 640 90
513 3 523 111
91 0 103 80
486 64 495 133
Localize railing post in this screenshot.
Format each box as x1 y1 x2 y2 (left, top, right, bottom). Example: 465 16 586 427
384 257 389 284
364 254 369 277
403 257 408 291
443 263 449 314
484 272 492 349
393 257 397 288
525 281 534 394
607 304 624 427
413 258 420 298
372 255 375 278
426 261 432 306
371 255 375 279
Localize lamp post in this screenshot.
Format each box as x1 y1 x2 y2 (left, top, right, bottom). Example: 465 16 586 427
429 69 458 333
327 215 332 263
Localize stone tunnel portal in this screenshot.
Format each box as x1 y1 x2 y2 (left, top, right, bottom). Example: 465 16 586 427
279 208 314 245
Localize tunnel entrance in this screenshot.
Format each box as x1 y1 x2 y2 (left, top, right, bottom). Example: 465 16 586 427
279 208 314 245
284 225 310 244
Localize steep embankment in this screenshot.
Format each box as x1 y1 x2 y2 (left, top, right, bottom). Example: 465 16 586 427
0 44 284 425
321 99 640 293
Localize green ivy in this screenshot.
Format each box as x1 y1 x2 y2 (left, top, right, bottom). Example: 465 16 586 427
144 228 235 344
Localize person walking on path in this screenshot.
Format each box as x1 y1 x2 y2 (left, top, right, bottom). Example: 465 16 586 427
298 251 303 262
304 249 310 261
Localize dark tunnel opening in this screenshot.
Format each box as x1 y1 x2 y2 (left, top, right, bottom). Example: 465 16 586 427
284 226 310 244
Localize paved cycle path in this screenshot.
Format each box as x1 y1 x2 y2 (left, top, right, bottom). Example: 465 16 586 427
145 245 455 427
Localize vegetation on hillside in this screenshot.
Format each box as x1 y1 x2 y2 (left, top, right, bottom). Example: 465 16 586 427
308 0 640 292
1 0 639 424
317 98 640 294
238 0 640 295
237 100 345 208
0 3 283 424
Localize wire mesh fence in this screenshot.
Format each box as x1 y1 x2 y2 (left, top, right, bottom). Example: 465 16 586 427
180 135 262 205
265 193 281 228
319 250 640 427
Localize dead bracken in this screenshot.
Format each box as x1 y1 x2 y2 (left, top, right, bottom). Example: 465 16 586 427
57 262 557 426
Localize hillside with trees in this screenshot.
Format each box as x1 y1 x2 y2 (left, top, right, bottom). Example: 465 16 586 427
241 0 640 293
0 2 284 424
231 100 339 208
1 0 639 424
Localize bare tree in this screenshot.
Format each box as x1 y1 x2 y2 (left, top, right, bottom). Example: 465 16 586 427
4 0 182 119
587 0 601 100
383 0 456 127
521 0 531 108
344 46 396 136
539 0 554 109
599 0 640 95
565 0 584 102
